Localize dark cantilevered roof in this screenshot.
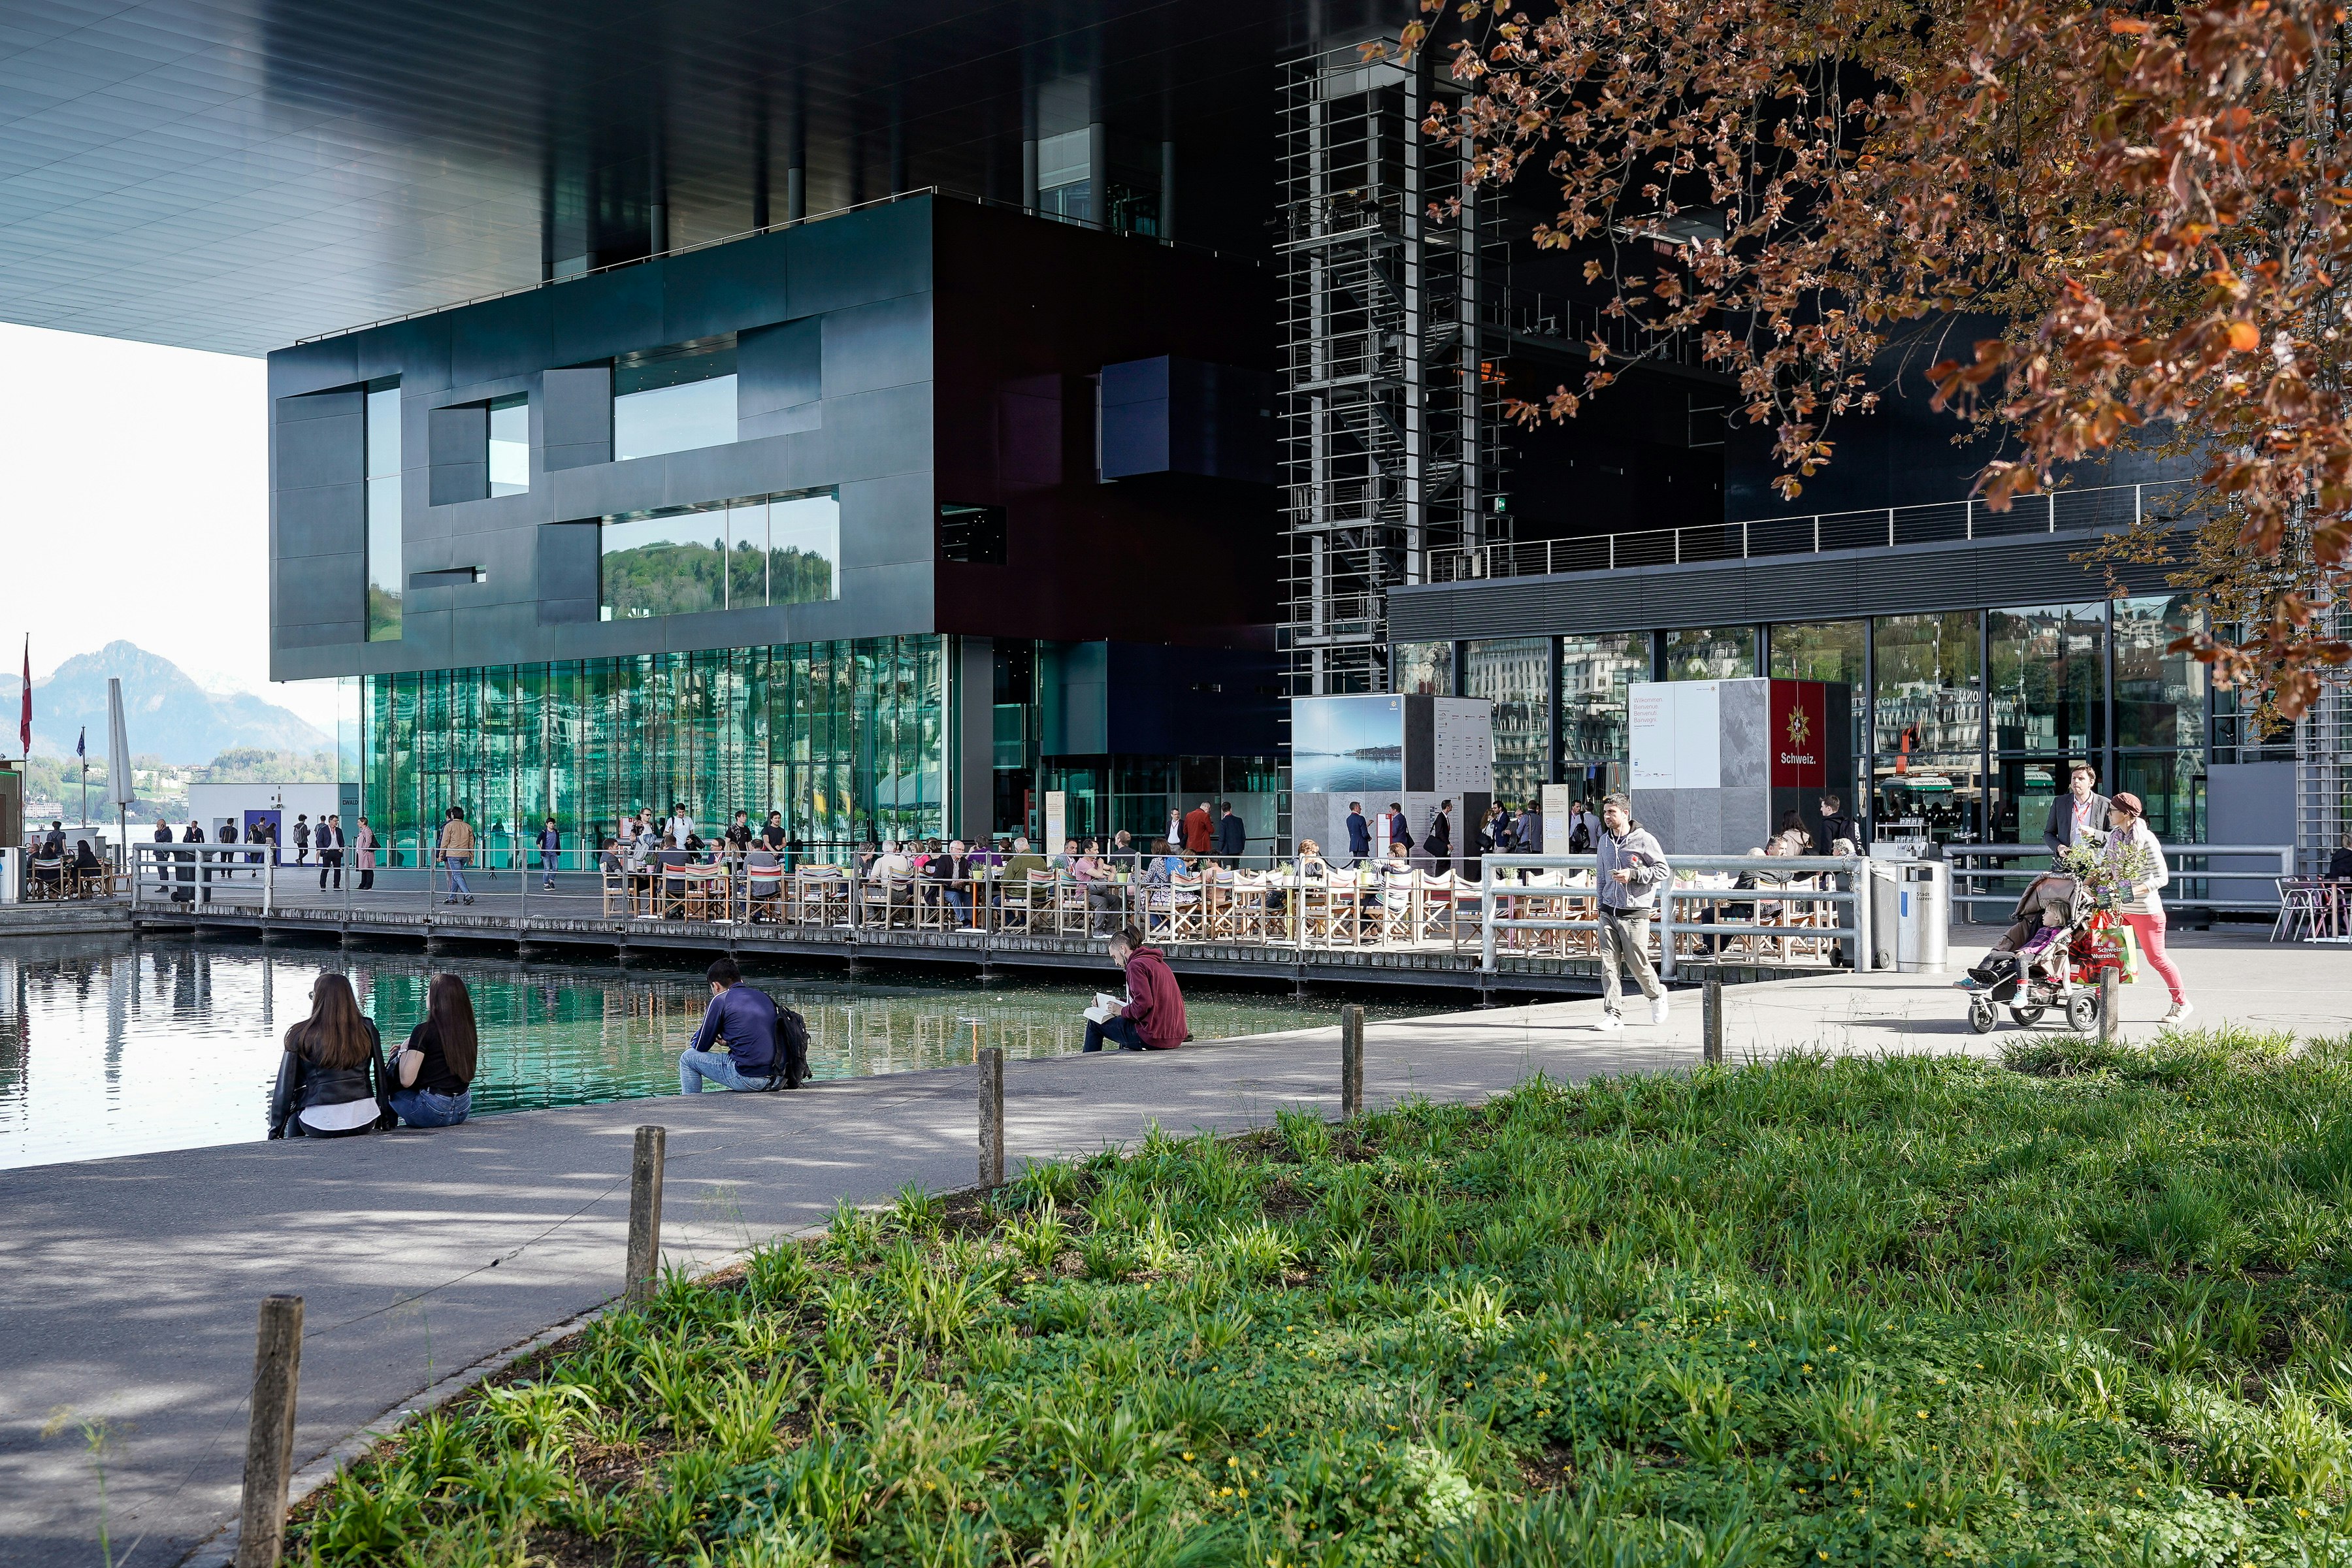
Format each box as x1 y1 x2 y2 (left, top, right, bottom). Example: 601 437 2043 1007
0 0 1361 355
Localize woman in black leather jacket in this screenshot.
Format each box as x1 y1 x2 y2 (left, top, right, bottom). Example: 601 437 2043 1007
269 973 393 1139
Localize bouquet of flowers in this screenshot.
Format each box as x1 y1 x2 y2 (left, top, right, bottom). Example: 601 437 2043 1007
2055 838 2131 910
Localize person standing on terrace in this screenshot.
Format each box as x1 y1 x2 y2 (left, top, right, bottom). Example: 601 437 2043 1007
1591 792 1670 1030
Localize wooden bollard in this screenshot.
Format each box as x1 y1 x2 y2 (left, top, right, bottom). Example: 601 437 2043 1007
2099 967 2119 1045
625 1126 666 1306
978 1047 1005 1188
1340 1004 1364 1118
1703 975 1724 1066
235 1294 303 1568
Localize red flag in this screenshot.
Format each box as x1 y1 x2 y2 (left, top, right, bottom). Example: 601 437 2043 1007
18 638 28 758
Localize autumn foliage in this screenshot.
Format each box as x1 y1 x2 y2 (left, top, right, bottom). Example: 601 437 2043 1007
1403 0 2352 714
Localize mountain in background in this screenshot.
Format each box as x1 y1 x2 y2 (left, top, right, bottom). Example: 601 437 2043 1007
1 642 330 764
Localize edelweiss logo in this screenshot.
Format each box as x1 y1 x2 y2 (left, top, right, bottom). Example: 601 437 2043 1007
1785 706 1812 747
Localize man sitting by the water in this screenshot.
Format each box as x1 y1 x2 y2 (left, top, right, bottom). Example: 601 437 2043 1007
679 958 796 1092
1083 925 1187 1053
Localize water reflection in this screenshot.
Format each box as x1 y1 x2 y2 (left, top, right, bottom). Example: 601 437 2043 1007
0 938 1418 1171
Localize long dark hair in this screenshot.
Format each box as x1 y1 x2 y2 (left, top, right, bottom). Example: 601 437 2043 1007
290 973 372 1070
427 973 480 1085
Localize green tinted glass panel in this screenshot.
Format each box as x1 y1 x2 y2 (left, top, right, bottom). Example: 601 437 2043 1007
365 384 401 641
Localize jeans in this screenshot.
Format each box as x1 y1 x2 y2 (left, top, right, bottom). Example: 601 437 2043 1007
388 1086 471 1128
941 886 972 925
1597 906 1663 1013
2123 911 2187 1005
1083 1015 1148 1053
444 856 471 897
679 1049 776 1092
540 850 558 884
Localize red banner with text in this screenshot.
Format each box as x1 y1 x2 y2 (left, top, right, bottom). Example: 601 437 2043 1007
1768 679 1827 790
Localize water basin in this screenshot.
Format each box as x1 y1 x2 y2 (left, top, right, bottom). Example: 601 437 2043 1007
0 936 1431 1170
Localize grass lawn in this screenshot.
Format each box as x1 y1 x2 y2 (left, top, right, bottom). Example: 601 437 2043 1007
295 1028 2352 1567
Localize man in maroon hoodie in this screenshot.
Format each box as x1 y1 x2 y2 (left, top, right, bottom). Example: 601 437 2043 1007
1083 925 1188 1052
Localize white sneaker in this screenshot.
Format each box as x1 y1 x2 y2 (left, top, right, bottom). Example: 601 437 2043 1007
1650 996 1671 1025
1592 1012 1626 1032
2162 1000 2194 1026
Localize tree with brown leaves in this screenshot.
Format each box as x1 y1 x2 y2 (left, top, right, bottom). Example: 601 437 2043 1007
1404 0 2351 715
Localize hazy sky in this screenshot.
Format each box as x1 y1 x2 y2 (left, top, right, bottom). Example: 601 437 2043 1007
0 322 342 730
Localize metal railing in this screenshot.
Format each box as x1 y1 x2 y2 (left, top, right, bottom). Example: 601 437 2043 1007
1429 482 2176 584
1941 843 2293 915
1478 853 1873 978
120 838 1888 980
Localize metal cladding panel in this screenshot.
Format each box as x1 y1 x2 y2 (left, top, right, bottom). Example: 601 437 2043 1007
267 203 941 682
1386 532 2182 641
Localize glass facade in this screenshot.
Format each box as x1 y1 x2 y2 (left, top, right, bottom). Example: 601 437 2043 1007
487 394 528 496
365 382 400 642
360 639 945 862
1392 641 1454 696
613 340 738 462
1665 625 1756 681
1988 602 2104 754
1559 632 1648 767
1873 612 1984 840
600 491 840 620
1465 637 1550 806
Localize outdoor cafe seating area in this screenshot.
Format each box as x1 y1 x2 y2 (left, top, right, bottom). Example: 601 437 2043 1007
591 855 1854 966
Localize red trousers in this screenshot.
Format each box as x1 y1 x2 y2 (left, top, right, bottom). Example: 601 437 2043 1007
2123 911 2186 1006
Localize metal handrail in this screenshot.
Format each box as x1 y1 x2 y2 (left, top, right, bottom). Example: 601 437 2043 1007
1429 481 2181 585
1942 841 2293 913
1478 853 1874 978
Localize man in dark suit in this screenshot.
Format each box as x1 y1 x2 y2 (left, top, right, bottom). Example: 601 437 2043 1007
1345 802 1371 864
2042 762 2111 857
1213 802 1246 860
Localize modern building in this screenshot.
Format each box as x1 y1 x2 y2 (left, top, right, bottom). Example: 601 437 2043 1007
0 0 2325 862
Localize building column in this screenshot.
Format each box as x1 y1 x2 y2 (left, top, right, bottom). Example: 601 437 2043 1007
956 637 995 840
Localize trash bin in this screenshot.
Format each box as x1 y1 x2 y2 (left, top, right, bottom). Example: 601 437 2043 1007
1895 860 1950 974
1863 859 1900 970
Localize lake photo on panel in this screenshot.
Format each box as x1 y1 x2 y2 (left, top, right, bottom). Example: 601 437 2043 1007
0 937 1433 1171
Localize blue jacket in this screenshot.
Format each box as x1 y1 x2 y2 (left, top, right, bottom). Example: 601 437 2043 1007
689 984 779 1075
1345 812 1371 857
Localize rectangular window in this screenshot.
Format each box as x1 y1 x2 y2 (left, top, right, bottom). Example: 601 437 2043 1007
1987 602 2105 754
1465 637 1551 804
938 503 1007 564
1664 625 1756 681
612 338 738 462
599 491 840 620
365 382 401 642
1872 611 1981 755
2114 595 2207 750
487 393 529 496
1392 642 1454 696
1560 632 1648 764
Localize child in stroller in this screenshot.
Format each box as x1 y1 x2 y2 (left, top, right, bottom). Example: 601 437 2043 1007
1955 872 2114 1032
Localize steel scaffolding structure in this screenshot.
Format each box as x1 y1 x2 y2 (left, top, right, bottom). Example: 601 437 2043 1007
2298 604 2351 874
1276 44 1505 696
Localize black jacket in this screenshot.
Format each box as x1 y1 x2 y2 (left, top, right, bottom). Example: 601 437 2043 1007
2042 792 2112 857
269 1019 391 1138
1426 811 1452 857
1213 813 1246 857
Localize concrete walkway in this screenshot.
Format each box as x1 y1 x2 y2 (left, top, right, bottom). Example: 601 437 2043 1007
0 928 2340 1568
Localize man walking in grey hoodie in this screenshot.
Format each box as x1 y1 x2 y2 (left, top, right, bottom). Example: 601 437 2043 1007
1592 792 1671 1028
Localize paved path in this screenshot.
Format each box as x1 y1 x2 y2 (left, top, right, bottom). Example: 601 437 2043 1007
0 928 2340 1568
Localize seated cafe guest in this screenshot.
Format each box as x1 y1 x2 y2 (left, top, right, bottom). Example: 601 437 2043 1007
1083 926 1187 1053
1002 836 1045 882
924 839 975 925
389 972 478 1128
679 958 799 1092
268 973 391 1139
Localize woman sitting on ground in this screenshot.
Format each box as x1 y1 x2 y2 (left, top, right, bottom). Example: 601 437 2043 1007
268 973 392 1139
388 972 478 1128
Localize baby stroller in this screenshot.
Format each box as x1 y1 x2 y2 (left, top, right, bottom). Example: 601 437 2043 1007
1961 875 2130 1034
